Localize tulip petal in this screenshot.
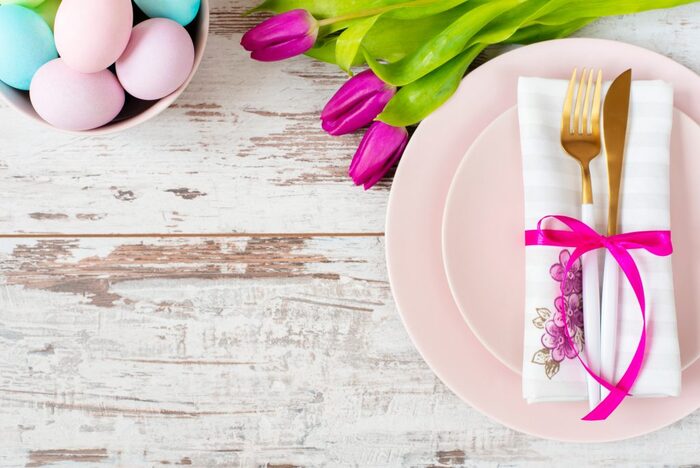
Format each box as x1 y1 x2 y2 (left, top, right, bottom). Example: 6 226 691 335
321 70 391 121
322 88 394 135
349 122 408 189
250 33 317 62
241 9 314 51
362 138 407 189
241 9 318 62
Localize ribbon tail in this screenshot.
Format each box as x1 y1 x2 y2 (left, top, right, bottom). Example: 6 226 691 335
582 331 646 420
583 245 649 420
582 390 625 421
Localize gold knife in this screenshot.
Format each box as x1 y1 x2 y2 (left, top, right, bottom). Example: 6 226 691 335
600 69 632 397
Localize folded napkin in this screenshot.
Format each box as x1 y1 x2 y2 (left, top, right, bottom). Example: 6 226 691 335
519 77 681 403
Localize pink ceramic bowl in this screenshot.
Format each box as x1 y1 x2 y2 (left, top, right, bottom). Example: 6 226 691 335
0 0 209 135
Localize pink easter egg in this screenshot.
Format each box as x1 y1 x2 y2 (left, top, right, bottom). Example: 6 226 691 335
116 18 195 101
54 0 133 73
30 58 125 131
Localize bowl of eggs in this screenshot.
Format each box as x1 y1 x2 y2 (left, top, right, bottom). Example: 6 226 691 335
0 0 208 134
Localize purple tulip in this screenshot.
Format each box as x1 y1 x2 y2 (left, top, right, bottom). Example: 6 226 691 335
321 70 396 136
350 122 409 189
241 10 318 62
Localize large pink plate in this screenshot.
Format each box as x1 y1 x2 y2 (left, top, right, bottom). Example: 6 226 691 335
385 38 700 442
442 108 700 375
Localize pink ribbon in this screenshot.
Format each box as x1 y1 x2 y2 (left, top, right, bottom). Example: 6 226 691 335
525 215 673 420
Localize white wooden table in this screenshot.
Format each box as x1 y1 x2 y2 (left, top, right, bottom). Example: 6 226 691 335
1 2 699 466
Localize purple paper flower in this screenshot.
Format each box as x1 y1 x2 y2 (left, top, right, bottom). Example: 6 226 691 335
349 122 408 190
554 293 583 333
542 320 579 362
241 9 318 62
549 249 582 295
321 70 396 136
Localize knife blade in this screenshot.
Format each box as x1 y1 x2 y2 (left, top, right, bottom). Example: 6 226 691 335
603 69 632 236
600 69 632 398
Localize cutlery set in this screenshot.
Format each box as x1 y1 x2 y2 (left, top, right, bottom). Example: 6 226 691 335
560 68 632 408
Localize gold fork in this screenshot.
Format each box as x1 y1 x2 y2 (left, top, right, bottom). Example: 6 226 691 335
561 68 603 409
562 68 604 204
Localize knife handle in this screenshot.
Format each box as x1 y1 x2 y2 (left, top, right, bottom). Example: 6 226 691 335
600 251 620 399
581 204 601 409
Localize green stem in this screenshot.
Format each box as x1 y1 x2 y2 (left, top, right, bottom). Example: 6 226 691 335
317 0 442 26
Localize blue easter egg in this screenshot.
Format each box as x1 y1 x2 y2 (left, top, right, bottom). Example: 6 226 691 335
134 0 200 26
0 5 57 90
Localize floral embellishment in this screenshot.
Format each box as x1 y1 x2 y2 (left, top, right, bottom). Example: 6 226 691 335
532 249 585 379
542 319 579 362
554 293 583 333
549 249 582 295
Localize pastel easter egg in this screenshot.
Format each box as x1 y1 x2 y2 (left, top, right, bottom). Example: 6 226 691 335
30 58 125 131
54 0 133 73
0 5 57 90
116 18 194 101
32 0 60 29
0 0 46 7
133 0 200 26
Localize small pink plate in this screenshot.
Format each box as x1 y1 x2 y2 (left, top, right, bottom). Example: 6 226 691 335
442 107 700 374
386 38 700 442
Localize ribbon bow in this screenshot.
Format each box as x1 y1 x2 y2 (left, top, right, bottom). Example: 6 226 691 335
525 215 673 420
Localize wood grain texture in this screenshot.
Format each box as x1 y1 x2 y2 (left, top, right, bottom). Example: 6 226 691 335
2 237 700 467
0 0 699 466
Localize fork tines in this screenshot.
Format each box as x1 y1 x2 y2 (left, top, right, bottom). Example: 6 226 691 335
562 68 603 137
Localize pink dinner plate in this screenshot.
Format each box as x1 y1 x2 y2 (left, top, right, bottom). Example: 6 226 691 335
442 108 700 375
385 38 700 442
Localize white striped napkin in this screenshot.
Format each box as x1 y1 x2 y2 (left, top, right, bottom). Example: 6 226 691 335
519 77 681 403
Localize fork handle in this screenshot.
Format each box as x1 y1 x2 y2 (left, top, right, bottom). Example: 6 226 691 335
581 204 601 409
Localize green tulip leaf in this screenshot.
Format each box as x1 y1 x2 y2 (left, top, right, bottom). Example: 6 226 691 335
469 0 566 44
377 45 485 127
250 0 407 18
310 3 479 67
335 15 381 72
533 0 699 25
365 0 525 86
250 0 473 19
382 0 469 19
306 36 340 63
360 2 477 63
376 0 596 128
506 18 594 44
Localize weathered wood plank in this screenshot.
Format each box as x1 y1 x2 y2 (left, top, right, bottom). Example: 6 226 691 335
0 1 699 465
0 2 698 235
1 236 699 466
